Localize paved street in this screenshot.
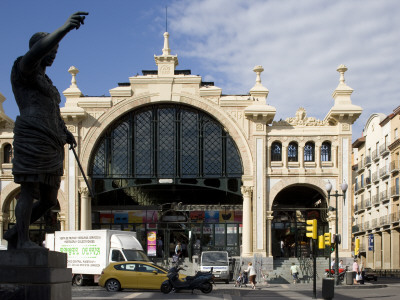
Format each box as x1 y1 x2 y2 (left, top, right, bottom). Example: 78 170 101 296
72 278 400 300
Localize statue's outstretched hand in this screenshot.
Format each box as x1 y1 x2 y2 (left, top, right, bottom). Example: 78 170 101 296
64 11 89 31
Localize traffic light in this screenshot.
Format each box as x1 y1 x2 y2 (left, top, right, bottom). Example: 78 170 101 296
306 219 317 239
318 235 324 249
331 243 335 253
355 238 360 256
324 233 331 246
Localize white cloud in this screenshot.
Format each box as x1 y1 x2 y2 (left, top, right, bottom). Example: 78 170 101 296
168 0 400 136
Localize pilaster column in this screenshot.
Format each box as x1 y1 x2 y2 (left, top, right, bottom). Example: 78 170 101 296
332 144 338 168
59 214 66 231
316 142 321 169
374 233 382 269
391 229 400 269
382 231 391 269
0 214 3 240
298 142 304 169
266 211 273 257
79 187 91 230
282 144 288 168
241 186 253 257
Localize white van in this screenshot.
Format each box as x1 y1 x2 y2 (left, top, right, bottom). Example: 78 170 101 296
46 230 150 285
199 251 230 283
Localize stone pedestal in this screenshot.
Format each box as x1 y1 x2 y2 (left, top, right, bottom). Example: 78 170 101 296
0 249 72 300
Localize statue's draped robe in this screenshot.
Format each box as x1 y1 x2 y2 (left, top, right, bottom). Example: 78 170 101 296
11 57 67 188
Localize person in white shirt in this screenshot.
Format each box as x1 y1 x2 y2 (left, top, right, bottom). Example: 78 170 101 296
245 262 257 289
290 262 299 284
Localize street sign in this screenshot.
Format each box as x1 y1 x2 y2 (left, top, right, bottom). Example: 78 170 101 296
368 234 374 251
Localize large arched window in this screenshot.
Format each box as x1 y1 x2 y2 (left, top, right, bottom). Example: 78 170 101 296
321 141 331 162
304 142 315 162
271 142 282 161
288 142 298 162
3 144 12 163
90 104 243 180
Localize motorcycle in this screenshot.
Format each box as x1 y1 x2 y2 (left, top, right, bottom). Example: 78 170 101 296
324 267 347 282
160 266 214 294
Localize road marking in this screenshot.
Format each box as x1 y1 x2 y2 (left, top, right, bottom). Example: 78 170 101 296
124 293 142 298
281 284 289 288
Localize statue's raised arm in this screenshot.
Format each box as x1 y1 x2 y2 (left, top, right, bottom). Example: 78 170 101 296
20 12 88 77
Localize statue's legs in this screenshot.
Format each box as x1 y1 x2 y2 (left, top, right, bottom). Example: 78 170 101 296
4 182 58 250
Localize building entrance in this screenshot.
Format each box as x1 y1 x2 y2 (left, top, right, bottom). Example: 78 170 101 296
271 185 329 258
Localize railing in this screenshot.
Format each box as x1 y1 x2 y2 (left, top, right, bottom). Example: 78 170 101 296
372 172 379 183
364 221 370 230
380 190 390 202
379 166 390 179
372 218 378 228
390 160 399 173
392 185 400 197
372 149 379 161
372 194 380 205
379 143 389 156
390 212 400 223
357 161 365 173
364 156 372 167
365 198 372 208
365 177 371 187
379 215 389 226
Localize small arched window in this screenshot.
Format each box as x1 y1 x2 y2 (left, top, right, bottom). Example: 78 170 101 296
321 142 331 162
3 144 12 163
304 142 315 162
271 142 282 161
288 142 298 162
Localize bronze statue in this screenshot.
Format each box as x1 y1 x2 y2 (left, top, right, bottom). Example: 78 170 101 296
4 12 88 250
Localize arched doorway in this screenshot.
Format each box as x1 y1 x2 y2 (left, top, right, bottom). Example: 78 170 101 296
271 185 329 258
88 104 244 257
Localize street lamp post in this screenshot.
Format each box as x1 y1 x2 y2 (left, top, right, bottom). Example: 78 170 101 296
325 180 348 286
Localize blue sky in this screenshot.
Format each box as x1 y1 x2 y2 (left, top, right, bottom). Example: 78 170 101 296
1 0 399 139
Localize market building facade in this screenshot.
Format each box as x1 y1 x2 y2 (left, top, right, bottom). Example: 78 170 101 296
0 33 361 263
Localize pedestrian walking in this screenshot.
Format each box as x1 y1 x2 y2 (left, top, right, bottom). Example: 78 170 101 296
245 262 257 289
352 259 359 284
290 262 300 284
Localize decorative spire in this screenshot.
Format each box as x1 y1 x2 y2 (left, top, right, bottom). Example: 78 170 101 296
68 66 79 88
337 64 348 85
250 65 269 100
162 32 171 56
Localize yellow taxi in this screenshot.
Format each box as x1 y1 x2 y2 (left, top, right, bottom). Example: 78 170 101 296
99 261 184 292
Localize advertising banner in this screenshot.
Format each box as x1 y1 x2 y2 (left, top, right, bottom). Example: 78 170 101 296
147 231 157 257
368 234 374 251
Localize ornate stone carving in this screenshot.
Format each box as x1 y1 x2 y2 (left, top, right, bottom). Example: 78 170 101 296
256 123 263 131
241 186 253 197
78 187 89 197
67 125 76 133
273 107 328 126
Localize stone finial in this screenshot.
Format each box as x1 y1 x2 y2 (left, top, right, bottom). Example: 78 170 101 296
162 32 171 56
68 66 79 88
337 64 348 85
249 65 269 100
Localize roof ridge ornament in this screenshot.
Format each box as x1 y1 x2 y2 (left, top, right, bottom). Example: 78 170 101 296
337 64 348 86
162 32 171 56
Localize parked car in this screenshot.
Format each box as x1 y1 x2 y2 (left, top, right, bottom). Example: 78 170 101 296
363 268 378 281
99 261 185 292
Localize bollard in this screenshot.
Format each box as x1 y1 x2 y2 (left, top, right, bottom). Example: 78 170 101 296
346 271 355 285
322 278 335 300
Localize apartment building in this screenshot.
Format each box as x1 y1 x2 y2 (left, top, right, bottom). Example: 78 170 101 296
352 106 400 270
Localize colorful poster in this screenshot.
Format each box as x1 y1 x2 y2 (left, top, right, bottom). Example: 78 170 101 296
220 210 234 222
147 231 157 257
205 211 219 223
234 211 243 222
190 211 205 222
128 211 145 223
114 212 128 224
99 213 113 224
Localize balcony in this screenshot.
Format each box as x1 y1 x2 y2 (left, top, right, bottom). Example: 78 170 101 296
364 221 370 230
379 166 390 179
365 177 372 188
380 190 390 203
372 172 380 183
372 194 380 205
371 218 378 228
364 156 372 167
391 185 400 198
379 215 389 226
352 223 366 233
390 160 399 173
372 149 379 162
379 144 390 157
390 212 400 223
365 199 372 208
357 161 365 173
